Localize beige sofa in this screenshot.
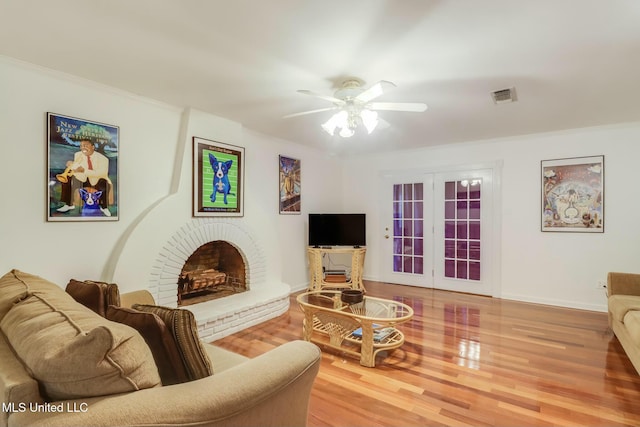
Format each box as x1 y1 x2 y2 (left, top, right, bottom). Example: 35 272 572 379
607 271 640 374
0 270 321 427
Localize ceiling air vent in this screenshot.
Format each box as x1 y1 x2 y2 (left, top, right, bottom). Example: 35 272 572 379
491 87 517 104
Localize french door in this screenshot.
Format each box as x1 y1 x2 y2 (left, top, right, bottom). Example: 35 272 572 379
381 168 496 296
381 174 434 287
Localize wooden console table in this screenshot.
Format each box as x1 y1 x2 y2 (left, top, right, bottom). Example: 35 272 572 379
307 247 366 291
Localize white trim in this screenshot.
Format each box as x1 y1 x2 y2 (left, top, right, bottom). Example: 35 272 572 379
501 293 607 313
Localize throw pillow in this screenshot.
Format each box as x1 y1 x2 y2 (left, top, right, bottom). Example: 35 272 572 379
132 304 213 381
65 279 121 317
1 290 161 400
106 305 189 385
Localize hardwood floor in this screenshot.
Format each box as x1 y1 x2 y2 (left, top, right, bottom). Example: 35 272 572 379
212 281 640 426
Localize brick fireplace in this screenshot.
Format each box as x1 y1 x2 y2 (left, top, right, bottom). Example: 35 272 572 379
144 217 290 342
110 115 291 343
178 241 248 306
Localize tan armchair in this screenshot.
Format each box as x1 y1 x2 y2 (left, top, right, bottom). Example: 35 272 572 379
607 272 640 374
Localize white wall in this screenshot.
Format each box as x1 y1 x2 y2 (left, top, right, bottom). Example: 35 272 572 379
242 131 345 290
3 55 638 312
0 57 181 284
0 57 343 291
342 123 640 311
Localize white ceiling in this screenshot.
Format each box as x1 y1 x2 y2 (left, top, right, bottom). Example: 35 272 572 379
2 0 640 155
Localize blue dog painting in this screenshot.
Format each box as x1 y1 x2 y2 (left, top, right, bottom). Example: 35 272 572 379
209 153 234 204
79 188 104 216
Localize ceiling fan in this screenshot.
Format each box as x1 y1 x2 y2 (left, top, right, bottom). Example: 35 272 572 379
284 79 428 138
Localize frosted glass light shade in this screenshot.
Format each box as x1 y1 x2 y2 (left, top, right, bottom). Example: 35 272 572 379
360 109 379 134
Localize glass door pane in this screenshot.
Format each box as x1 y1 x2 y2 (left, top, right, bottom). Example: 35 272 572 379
382 173 433 288
393 182 424 275
444 179 481 281
434 169 493 296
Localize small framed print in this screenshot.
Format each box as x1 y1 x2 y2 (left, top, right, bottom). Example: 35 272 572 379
47 112 119 221
279 155 301 214
541 155 604 232
193 137 244 217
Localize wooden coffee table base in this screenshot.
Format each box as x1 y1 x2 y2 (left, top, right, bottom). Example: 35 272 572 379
308 316 405 367
297 292 413 367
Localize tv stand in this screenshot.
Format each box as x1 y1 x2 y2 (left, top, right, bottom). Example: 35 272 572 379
307 247 366 292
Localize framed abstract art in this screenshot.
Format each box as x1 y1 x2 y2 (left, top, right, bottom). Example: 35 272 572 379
541 155 604 232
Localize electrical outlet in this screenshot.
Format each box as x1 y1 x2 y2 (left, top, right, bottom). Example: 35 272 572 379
597 280 607 289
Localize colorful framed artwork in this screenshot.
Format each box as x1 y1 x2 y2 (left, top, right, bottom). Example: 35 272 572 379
279 155 301 214
541 155 604 232
193 137 244 217
47 112 119 222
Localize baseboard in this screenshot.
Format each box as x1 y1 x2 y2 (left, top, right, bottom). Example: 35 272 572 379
499 293 607 313
290 280 607 312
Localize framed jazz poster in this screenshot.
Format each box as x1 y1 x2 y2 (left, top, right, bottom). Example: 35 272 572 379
279 155 301 214
541 155 604 232
47 112 119 222
193 136 244 217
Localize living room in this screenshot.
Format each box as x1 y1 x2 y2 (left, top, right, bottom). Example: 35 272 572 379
4 50 639 312
1 1 640 426
2 55 639 316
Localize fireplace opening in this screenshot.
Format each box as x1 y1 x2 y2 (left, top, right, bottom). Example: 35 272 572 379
178 240 248 306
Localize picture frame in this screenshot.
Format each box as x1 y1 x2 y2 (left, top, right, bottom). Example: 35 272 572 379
541 155 604 232
193 137 244 217
47 112 119 222
279 155 301 214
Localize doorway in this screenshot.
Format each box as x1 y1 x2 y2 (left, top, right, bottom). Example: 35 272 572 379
381 166 498 296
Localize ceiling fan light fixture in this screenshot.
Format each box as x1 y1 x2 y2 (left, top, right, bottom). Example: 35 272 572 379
321 118 337 135
321 110 344 135
334 110 349 129
321 110 350 136
322 108 378 137
295 78 426 138
360 109 379 134
339 126 355 138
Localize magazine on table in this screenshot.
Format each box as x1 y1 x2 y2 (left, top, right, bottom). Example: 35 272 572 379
351 324 395 342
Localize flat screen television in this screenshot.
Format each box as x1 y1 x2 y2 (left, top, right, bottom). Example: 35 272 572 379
308 213 366 247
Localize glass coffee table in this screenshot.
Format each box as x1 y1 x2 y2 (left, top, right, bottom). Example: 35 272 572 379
296 290 414 367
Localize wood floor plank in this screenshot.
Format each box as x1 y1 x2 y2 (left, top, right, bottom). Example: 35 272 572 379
212 280 640 426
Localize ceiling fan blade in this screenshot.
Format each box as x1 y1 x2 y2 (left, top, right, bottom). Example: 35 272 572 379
369 102 427 112
297 90 345 105
356 80 396 103
283 107 335 119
